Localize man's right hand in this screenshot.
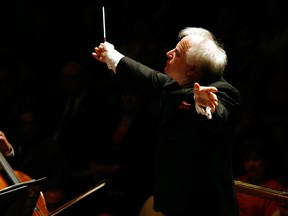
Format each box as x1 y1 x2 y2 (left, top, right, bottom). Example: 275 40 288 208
92 41 124 72
92 42 108 63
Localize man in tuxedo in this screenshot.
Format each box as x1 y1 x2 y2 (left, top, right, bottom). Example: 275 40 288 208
92 27 241 216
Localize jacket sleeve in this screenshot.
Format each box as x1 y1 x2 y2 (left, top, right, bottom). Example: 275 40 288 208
117 56 175 89
211 79 241 121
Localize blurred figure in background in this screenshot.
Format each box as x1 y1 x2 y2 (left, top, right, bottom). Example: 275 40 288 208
47 60 101 207
90 79 158 216
7 106 67 212
235 135 285 216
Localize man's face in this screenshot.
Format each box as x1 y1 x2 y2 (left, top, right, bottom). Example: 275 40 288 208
164 36 195 86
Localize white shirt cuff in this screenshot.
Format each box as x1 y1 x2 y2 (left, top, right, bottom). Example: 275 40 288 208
106 49 124 73
195 103 212 120
103 42 124 73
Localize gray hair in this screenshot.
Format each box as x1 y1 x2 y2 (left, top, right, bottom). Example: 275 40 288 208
178 27 227 83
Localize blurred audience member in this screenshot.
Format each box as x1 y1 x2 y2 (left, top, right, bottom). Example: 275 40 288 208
90 79 158 216
235 139 285 216
42 59 109 214
8 107 67 212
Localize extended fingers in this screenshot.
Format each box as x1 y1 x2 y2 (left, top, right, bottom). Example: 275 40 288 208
209 92 218 102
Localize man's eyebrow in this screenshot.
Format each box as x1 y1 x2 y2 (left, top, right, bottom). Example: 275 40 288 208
175 48 181 56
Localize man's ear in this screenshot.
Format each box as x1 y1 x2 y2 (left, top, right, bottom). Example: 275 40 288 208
187 65 197 77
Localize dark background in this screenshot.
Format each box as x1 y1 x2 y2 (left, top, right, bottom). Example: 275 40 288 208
1 0 288 211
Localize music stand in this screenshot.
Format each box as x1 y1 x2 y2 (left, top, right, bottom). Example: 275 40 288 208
0 177 46 216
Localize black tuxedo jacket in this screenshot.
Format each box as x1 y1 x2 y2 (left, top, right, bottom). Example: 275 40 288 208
116 56 241 216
